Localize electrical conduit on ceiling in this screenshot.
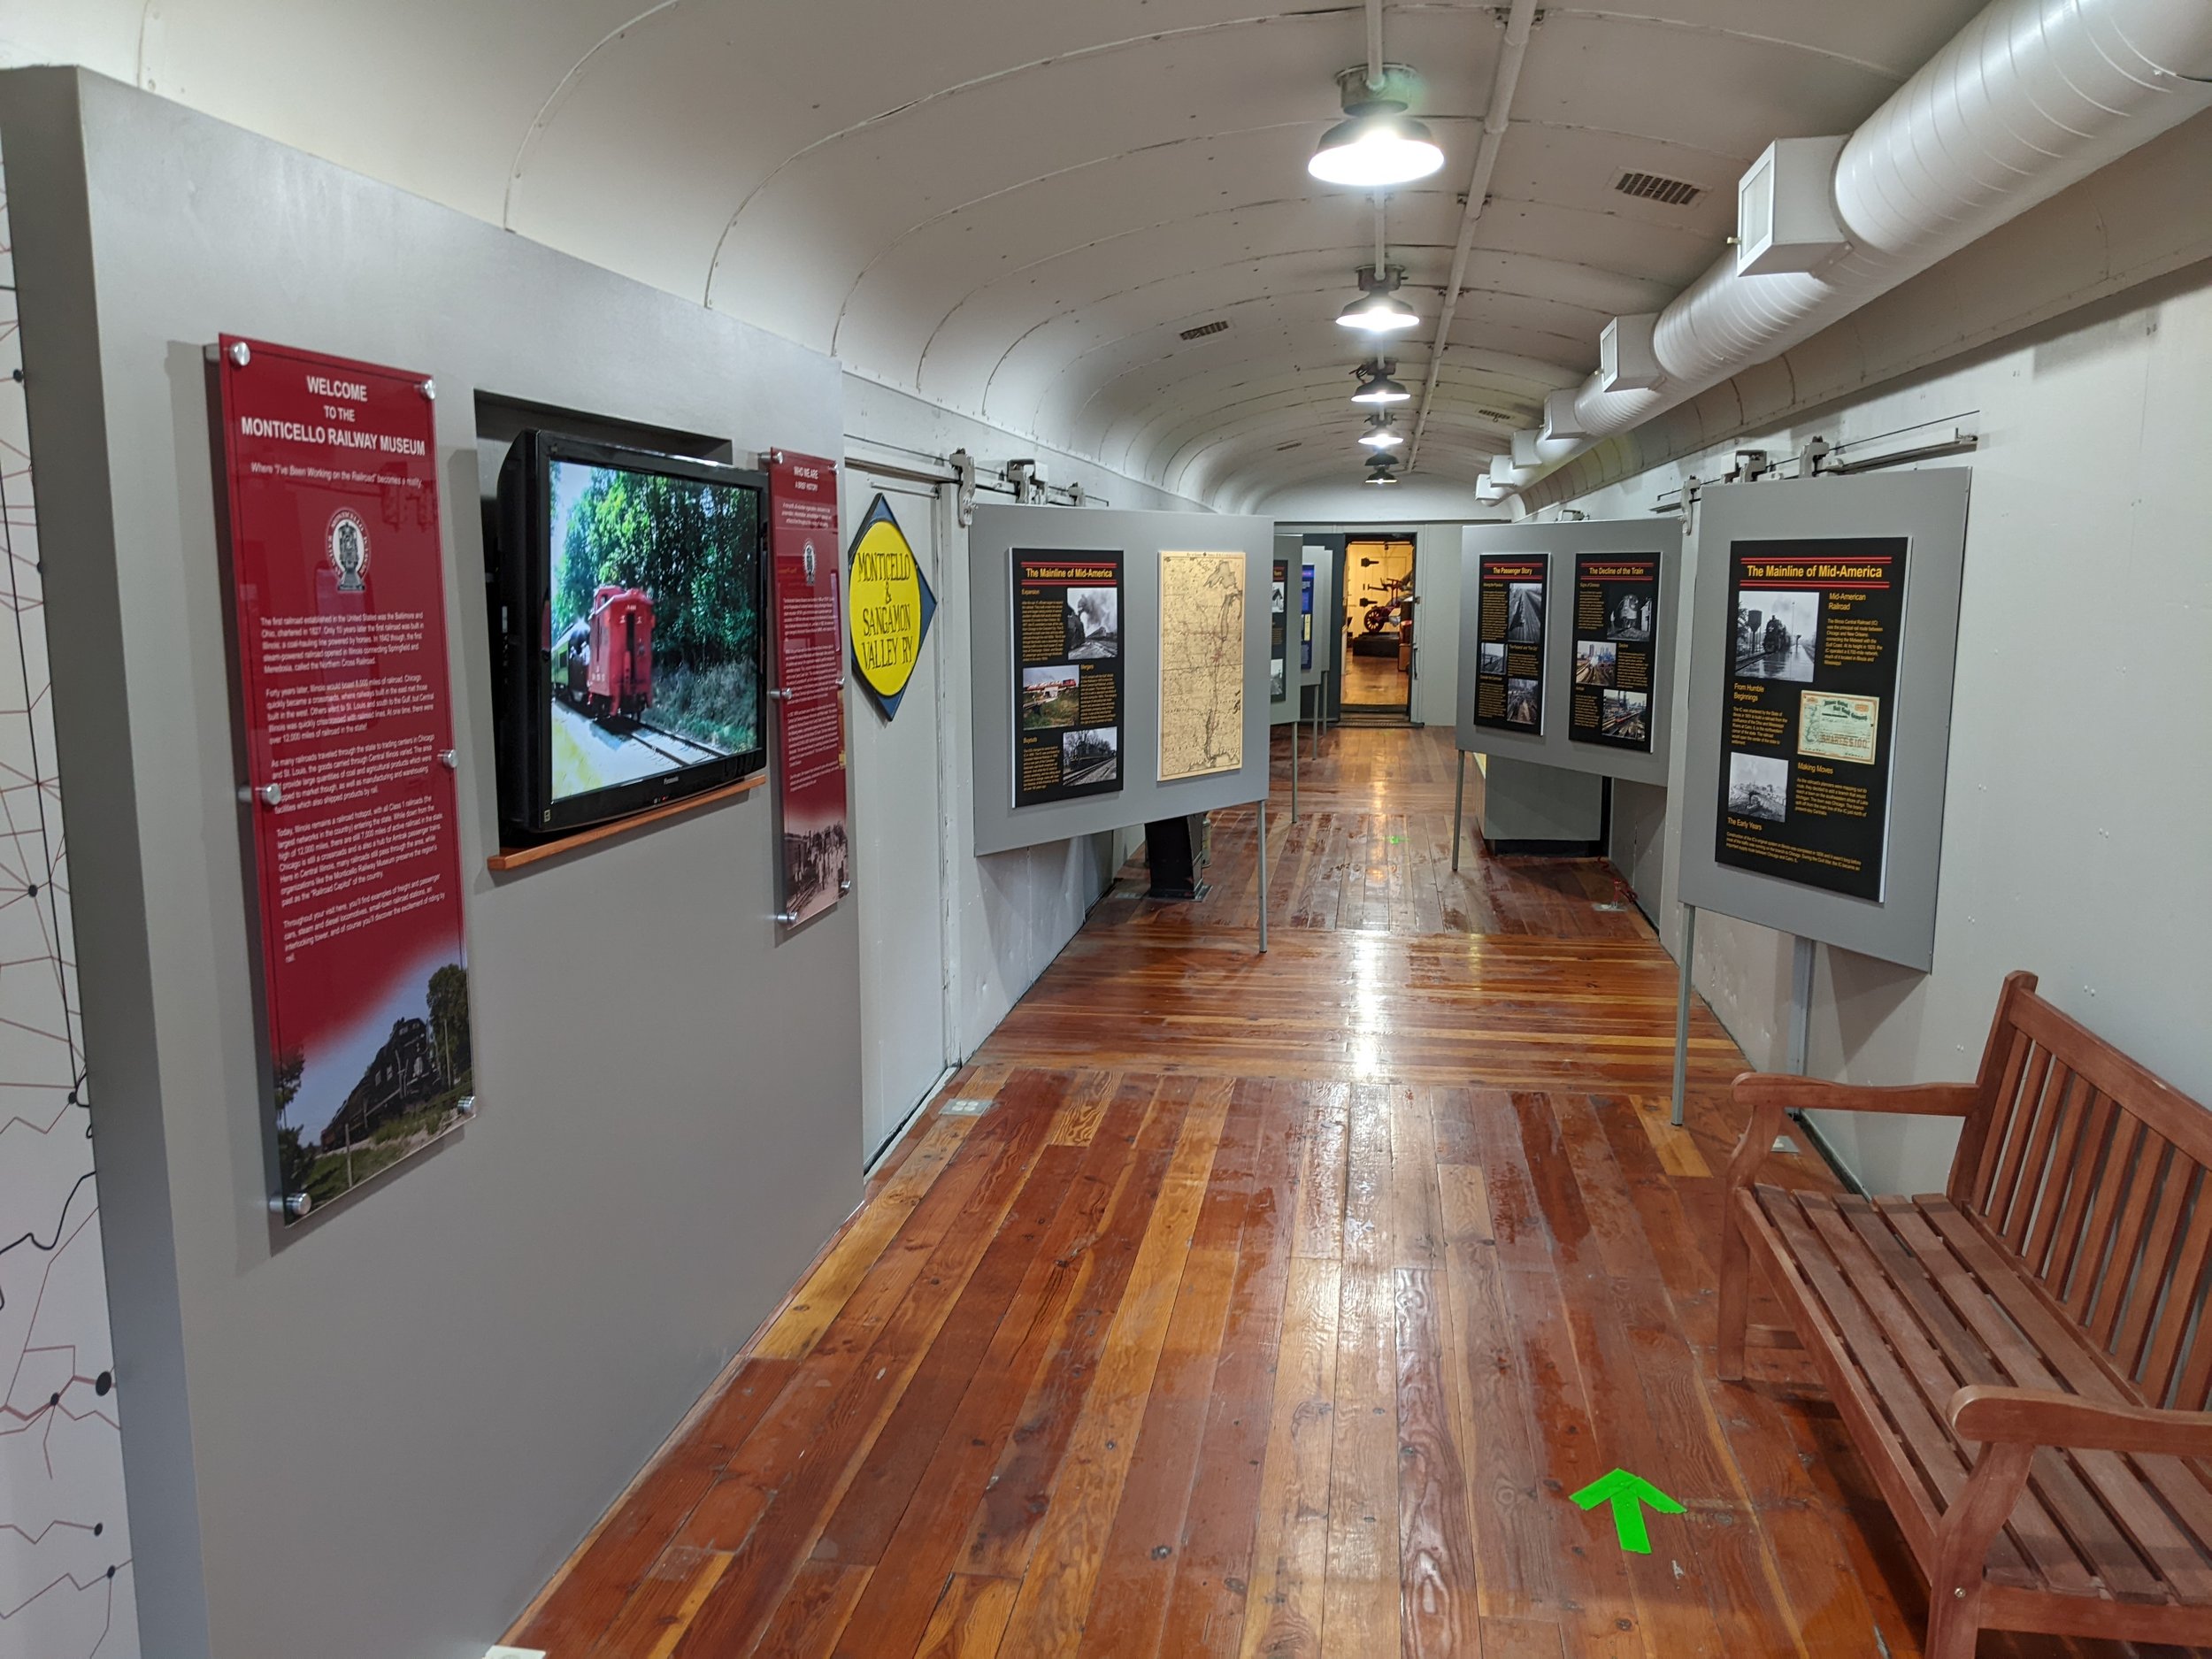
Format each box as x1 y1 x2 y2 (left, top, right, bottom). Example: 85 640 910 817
1488 0 2212 499
1405 0 1540 475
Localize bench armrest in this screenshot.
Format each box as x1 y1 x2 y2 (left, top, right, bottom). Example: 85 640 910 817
1733 1074 1980 1117
1722 1073 1980 1198
1950 1386 2212 1459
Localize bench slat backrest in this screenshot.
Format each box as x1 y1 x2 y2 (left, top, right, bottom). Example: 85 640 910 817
1950 972 2212 1409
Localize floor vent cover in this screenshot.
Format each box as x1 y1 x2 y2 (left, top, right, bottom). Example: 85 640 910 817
1615 170 1703 207
940 1097 995 1118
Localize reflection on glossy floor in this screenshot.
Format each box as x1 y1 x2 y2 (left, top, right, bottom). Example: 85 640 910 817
508 727 2144 1657
1338 640 1408 708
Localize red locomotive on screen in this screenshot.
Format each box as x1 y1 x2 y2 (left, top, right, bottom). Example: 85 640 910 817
551 585 656 719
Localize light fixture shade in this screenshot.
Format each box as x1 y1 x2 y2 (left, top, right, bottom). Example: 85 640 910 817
1363 465 1401 486
1309 108 1445 187
1357 417 1403 449
1350 373 1410 405
1336 289 1420 333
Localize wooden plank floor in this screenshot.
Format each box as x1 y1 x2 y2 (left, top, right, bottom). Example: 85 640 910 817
507 726 2181 1658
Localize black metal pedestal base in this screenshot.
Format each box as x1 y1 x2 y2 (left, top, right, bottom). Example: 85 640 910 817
1144 813 1207 900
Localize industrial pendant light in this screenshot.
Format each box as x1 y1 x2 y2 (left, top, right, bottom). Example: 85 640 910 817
1350 360 1410 405
1363 457 1402 486
1336 265 1419 334
1357 415 1403 449
1309 66 1445 188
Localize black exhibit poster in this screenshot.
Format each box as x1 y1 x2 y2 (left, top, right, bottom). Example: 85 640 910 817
1012 549 1123 807
1714 536 1907 901
1471 554 1547 733
1271 557 1289 699
1569 553 1660 753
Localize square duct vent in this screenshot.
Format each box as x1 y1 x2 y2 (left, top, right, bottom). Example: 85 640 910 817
1178 319 1229 341
1736 135 1849 275
1615 170 1703 207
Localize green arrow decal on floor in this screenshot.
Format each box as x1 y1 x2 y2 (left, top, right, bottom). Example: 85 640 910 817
1570 1468 1685 1554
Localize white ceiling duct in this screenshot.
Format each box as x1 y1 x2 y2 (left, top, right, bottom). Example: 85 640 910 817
1495 0 2212 490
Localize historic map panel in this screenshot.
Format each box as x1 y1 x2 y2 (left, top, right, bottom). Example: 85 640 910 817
1157 549 1247 780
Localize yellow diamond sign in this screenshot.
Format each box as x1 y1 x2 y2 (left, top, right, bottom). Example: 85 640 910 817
846 492 936 720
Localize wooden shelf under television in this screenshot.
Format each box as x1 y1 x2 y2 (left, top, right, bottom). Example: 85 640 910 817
486 773 764 873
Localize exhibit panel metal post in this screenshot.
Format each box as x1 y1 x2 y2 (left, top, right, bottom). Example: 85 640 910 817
1671 903 1697 1127
1257 798 1269 954
1787 934 1815 1074
1290 710 1299 821
1452 749 1466 872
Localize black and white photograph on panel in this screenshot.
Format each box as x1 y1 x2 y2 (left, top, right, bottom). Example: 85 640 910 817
1479 641 1507 677
1064 586 1119 658
1574 639 1617 687
1021 664 1080 729
1506 580 1545 643
1607 588 1655 641
1061 726 1119 785
1726 750 1791 823
1504 676 1541 727
1601 688 1648 742
1733 589 1817 681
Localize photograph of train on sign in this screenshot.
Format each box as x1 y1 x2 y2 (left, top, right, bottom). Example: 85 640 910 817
548 457 764 803
1714 536 1908 901
275 960 474 1214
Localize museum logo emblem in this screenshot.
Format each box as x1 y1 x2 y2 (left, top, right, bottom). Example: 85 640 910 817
326 507 371 592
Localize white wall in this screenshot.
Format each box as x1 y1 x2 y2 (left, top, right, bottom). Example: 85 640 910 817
1563 262 2212 1195
841 376 1212 1073
1262 475 1506 525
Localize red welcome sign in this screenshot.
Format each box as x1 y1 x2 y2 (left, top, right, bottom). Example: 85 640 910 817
215 335 472 1221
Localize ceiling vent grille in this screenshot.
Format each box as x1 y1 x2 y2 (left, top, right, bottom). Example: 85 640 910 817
1615 170 1703 207
1179 319 1230 341
1475 407 1519 424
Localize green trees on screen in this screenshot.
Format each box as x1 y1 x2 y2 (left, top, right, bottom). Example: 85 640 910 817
551 467 759 674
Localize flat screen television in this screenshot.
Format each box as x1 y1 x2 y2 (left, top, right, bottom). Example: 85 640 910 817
495 432 769 841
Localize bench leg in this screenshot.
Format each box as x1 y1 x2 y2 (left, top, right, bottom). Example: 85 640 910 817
1717 1100 1782 1384
1718 1190 1753 1382
1924 1439 2034 1659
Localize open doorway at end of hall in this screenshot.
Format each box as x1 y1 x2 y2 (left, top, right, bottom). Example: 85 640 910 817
1342 534 1415 718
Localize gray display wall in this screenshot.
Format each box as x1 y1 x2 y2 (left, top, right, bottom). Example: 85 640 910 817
1677 471 1971 971
1455 518 1684 787
1299 541 1336 691
2 69 861 1659
970 503 1273 856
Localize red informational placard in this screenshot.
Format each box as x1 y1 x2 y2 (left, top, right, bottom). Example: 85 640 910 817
215 335 472 1222
769 451 849 928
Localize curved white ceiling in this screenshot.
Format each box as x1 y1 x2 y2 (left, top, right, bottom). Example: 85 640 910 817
19 0 1991 507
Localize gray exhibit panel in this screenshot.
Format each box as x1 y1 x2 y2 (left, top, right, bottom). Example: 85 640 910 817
971 503 1273 856
1299 541 1335 690
1 69 860 1659
1678 471 1971 972
1455 518 1683 787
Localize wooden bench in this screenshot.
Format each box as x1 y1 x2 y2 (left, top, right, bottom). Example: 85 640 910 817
1720 970 2212 1658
